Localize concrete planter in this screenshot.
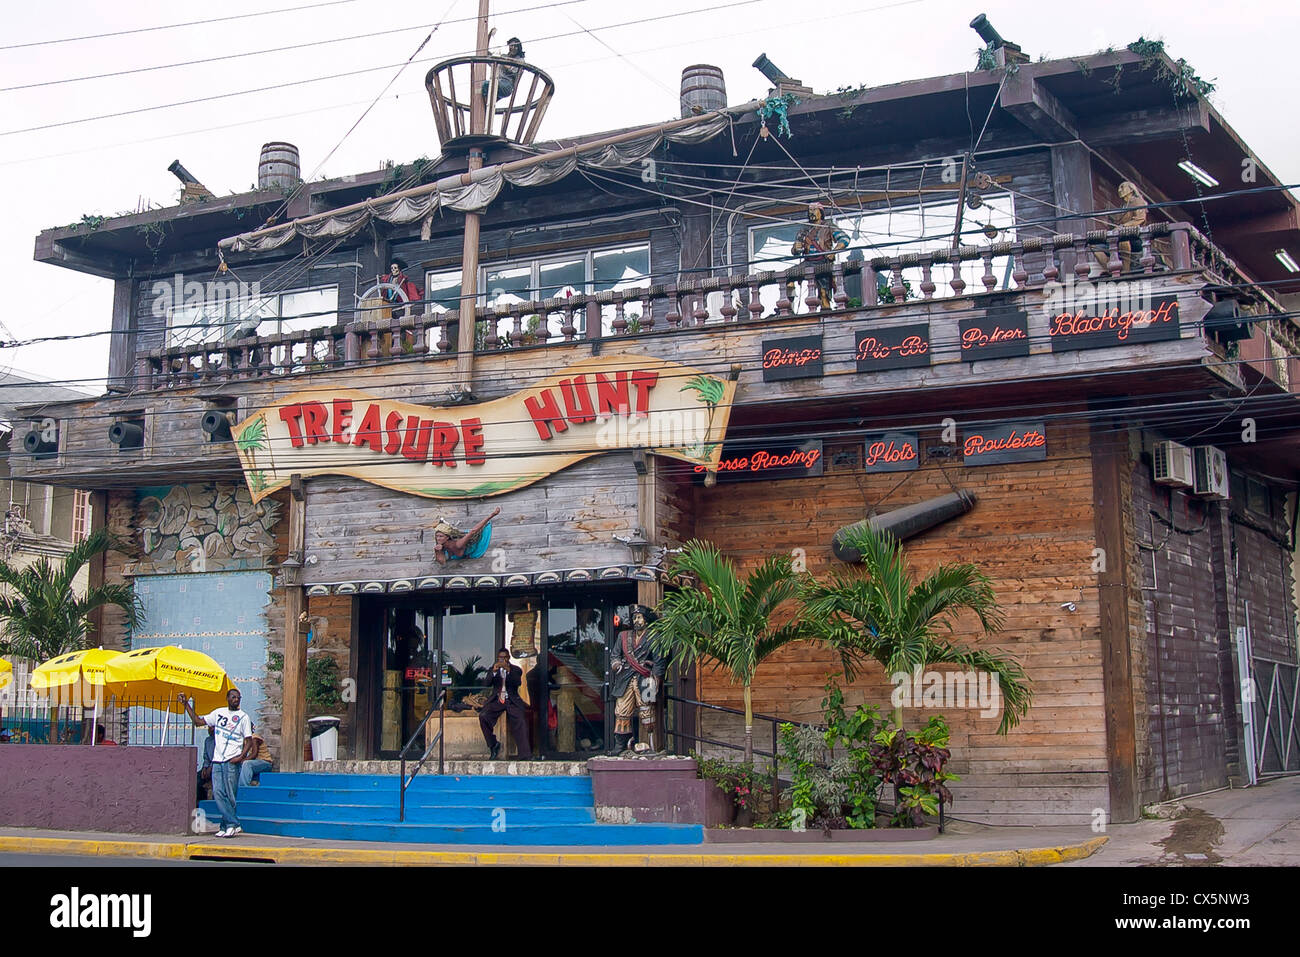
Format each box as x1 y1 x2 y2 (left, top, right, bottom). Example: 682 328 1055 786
0 744 196 834
588 756 732 825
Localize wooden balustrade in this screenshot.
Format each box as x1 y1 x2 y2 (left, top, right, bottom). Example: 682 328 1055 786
141 222 1268 390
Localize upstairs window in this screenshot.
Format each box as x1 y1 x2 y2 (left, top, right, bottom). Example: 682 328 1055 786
426 243 650 345
164 284 340 348
748 195 1017 314
71 489 92 543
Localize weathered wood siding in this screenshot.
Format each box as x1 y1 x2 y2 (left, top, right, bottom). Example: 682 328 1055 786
16 274 1213 491
301 454 640 584
692 419 1110 826
1130 455 1230 800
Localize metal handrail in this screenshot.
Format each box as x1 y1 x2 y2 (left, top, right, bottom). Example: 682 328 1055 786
399 688 446 823
664 692 819 807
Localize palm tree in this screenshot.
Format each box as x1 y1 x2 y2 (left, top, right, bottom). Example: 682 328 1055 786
650 540 812 763
800 525 1032 736
0 528 142 663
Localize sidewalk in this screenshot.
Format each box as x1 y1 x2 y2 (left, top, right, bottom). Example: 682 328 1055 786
1 775 1294 866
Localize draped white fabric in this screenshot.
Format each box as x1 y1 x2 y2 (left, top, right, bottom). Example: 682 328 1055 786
221 112 735 253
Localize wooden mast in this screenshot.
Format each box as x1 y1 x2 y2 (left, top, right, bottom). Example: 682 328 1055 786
456 0 493 393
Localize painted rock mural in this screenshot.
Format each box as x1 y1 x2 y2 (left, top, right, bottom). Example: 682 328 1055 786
133 483 281 575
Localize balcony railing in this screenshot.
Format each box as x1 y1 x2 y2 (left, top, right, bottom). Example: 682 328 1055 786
135 222 1275 392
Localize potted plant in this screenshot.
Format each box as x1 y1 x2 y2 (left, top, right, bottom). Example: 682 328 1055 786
693 752 759 826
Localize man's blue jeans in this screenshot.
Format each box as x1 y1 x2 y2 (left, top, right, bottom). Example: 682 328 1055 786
211 761 241 829
239 759 272 788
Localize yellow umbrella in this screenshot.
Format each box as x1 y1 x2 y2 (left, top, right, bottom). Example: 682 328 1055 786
0 657 11 691
104 645 232 715
30 649 128 746
30 649 126 707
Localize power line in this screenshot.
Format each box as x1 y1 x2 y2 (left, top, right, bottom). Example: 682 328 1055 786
0 0 775 138
0 0 592 93
0 0 361 51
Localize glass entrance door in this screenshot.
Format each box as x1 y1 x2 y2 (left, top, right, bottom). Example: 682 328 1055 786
382 607 433 755
369 588 633 759
542 600 612 758
438 601 499 710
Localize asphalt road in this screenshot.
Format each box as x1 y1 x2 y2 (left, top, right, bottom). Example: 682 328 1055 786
0 853 252 866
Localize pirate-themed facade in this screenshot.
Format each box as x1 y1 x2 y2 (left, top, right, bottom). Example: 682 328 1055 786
15 30 1300 825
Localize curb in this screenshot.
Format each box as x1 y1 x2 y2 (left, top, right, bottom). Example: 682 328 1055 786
0 834 1107 866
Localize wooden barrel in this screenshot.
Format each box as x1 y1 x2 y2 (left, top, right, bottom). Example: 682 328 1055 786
680 65 726 118
258 142 301 189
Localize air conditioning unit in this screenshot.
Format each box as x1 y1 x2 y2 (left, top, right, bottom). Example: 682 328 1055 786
1192 445 1230 499
1153 440 1193 487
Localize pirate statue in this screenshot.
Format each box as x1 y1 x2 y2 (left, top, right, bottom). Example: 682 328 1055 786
789 202 850 309
610 605 666 755
1092 180 1149 274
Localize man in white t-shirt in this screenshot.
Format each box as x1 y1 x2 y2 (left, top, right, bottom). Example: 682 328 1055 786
181 688 256 838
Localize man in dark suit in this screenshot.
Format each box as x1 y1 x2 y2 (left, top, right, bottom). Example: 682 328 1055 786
479 648 531 760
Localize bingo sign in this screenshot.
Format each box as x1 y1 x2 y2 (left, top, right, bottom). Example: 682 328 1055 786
863 432 920 473
762 334 824 382
962 421 1047 466
854 324 931 372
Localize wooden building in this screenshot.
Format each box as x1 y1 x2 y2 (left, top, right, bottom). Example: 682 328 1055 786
15 39 1300 825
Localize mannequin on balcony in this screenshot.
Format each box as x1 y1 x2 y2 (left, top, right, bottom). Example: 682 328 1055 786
381 259 423 317
1092 181 1148 274
789 202 849 310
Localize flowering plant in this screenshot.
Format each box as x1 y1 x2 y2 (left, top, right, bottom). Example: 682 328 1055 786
692 752 759 812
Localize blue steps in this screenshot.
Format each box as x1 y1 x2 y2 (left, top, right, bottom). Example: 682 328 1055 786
201 772 703 846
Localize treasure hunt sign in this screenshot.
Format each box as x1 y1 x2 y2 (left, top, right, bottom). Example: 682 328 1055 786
1048 295 1181 352
232 355 736 501
762 334 823 382
696 439 824 483
959 308 1030 361
854 324 931 372
862 432 920 473
962 421 1047 466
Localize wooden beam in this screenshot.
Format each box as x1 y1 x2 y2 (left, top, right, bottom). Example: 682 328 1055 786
1213 206 1300 244
1001 69 1078 142
1090 418 1140 823
86 490 108 645
1081 102 1209 148
32 239 130 279
107 278 136 393
637 454 662 608
1051 143 1096 265
281 481 307 771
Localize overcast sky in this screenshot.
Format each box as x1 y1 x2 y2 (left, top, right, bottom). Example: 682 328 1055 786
1 0 1296 392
